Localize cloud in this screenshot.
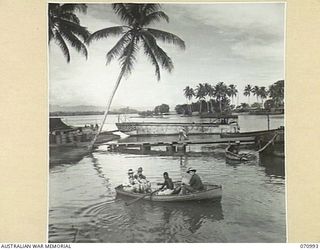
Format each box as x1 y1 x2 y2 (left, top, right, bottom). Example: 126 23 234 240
178 3 284 36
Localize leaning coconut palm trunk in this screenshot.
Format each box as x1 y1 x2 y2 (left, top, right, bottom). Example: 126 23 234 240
90 69 125 148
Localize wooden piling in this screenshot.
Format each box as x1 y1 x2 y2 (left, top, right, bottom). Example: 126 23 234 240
140 143 151 153
177 144 187 153
106 136 256 155
166 143 177 153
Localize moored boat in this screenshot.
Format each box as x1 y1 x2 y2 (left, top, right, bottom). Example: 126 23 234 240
115 184 222 202
220 127 284 138
258 130 284 158
49 118 120 165
116 118 239 136
49 118 120 147
221 126 285 158
225 145 249 161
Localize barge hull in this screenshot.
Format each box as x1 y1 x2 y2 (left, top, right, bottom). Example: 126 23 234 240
116 122 239 136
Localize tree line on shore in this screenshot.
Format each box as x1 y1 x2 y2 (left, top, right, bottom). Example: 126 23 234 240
176 80 284 115
138 104 170 117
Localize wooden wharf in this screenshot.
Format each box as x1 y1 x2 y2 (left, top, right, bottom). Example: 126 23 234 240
106 137 255 154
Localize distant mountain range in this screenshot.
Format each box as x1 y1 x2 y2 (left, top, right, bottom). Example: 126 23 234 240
49 105 153 112
50 105 105 112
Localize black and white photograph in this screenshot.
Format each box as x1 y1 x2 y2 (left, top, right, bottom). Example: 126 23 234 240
48 2 285 243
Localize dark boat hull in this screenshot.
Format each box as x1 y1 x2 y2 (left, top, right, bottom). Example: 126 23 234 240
220 128 282 138
257 129 285 158
115 184 222 202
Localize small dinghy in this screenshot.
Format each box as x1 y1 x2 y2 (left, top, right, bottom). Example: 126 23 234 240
225 144 249 161
115 184 222 202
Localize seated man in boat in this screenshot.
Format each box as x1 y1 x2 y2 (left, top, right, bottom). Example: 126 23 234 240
158 172 175 195
234 141 240 153
135 167 151 193
181 167 204 195
228 141 240 154
123 169 140 192
135 167 146 179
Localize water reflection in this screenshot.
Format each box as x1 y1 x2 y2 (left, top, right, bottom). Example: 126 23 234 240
157 201 223 235
259 155 285 179
90 154 113 192
114 196 224 242
49 147 89 167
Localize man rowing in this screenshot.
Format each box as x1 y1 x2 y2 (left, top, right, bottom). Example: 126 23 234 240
225 141 249 161
157 172 175 195
228 140 240 154
181 167 204 194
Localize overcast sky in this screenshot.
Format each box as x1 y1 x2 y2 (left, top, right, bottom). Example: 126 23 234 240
49 3 285 109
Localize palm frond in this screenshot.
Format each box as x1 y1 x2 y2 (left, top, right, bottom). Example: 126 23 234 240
61 4 87 14
87 26 126 45
153 45 173 73
112 4 135 25
48 3 59 13
48 3 89 62
141 30 173 72
128 4 142 23
141 36 161 81
53 30 70 62
119 36 139 77
146 28 185 50
60 12 80 24
59 25 88 59
106 31 132 65
49 27 54 42
143 11 169 26
48 17 54 42
59 19 90 41
142 4 161 15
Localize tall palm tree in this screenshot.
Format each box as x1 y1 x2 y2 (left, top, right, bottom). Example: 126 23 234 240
228 84 238 105
214 82 227 113
207 84 216 113
252 85 260 103
204 83 212 112
195 83 206 113
243 84 252 105
268 80 284 107
87 4 185 147
183 86 195 114
48 3 90 62
258 86 268 106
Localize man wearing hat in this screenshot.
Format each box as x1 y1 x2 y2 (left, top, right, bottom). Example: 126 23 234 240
135 167 151 193
123 168 139 192
127 169 135 184
228 141 240 154
135 167 146 180
181 167 204 194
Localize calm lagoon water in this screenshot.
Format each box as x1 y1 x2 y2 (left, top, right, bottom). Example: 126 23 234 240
49 114 286 243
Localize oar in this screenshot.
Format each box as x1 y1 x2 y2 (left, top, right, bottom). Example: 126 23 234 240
125 188 161 206
156 180 182 185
